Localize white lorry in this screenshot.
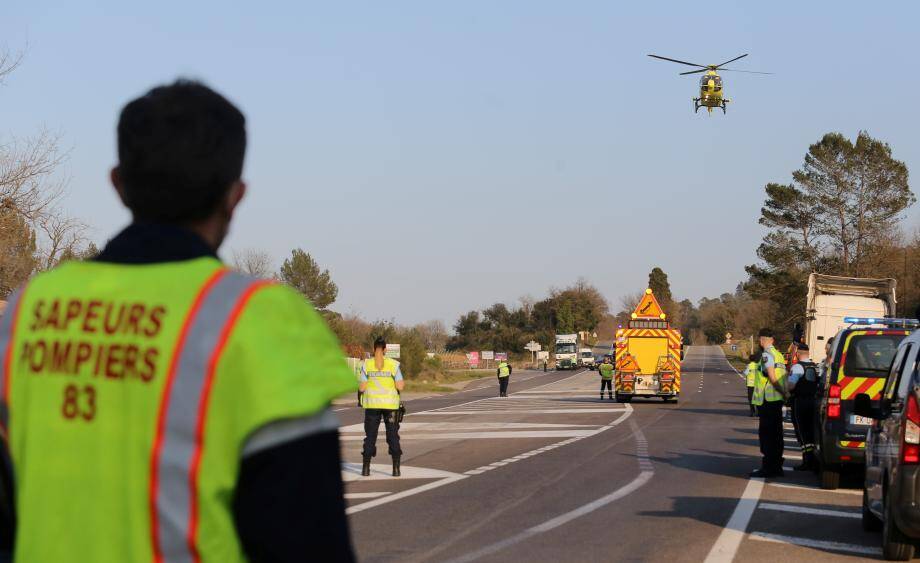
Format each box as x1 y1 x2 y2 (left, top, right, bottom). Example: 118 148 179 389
554 334 579 370
804 273 897 363
578 348 596 369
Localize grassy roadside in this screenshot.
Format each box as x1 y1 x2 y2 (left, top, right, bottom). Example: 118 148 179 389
402 369 497 393
719 344 749 373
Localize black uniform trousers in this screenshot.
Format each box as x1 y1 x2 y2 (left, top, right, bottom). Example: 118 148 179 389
793 395 816 450
362 409 401 458
600 379 613 394
498 376 510 395
757 400 785 471
746 386 755 415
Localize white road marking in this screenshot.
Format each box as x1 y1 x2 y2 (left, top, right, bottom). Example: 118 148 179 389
412 408 625 415
341 429 600 440
703 478 764 563
341 463 462 482
345 492 390 499
346 474 468 515
758 502 860 519
462 406 634 476
767 482 862 495
448 418 652 563
749 532 881 555
344 369 624 513
340 422 597 432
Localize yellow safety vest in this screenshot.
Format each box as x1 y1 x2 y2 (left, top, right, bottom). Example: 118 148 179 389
752 347 787 405
745 361 759 387
599 362 614 379
498 362 510 377
361 357 401 410
0 257 357 562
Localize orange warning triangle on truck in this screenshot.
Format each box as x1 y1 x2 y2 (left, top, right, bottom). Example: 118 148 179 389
632 288 666 319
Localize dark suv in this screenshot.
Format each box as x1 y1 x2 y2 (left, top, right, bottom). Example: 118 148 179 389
860 329 920 560
814 325 910 489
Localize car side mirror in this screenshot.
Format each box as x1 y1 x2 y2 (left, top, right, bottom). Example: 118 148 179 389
854 393 884 419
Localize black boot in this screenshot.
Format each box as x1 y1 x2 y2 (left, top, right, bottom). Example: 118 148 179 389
361 457 371 477
608 394 614 400
392 456 401 477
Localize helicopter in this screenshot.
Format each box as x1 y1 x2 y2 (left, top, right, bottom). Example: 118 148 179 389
648 53 771 114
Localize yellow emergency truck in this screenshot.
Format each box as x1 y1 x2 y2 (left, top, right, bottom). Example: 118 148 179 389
614 289 682 403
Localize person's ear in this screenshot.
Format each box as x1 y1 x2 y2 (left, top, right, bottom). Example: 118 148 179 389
224 180 246 218
110 167 129 206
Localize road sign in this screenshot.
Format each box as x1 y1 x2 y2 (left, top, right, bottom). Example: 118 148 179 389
467 351 480 368
731 345 738 352
525 341 541 352
481 351 495 360
536 351 549 360
495 352 508 361
631 288 666 320
385 343 400 359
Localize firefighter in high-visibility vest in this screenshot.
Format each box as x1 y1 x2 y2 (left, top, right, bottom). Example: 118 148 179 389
0 81 358 562
598 356 615 400
750 327 788 478
743 352 761 417
359 337 404 477
497 360 512 397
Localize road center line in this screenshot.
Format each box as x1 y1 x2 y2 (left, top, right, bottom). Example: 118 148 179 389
447 418 652 563
702 477 765 563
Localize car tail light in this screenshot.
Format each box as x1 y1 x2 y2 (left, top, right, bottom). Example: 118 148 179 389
903 394 920 464
827 384 841 419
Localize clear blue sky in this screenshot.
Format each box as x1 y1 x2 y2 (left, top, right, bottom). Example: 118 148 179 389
3 1 919 326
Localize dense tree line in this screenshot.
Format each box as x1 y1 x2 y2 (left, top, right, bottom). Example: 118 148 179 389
446 279 609 352
693 131 915 343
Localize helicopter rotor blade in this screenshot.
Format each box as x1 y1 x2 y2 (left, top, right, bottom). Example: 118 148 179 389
714 53 748 68
647 54 707 68
719 68 774 74
679 69 708 75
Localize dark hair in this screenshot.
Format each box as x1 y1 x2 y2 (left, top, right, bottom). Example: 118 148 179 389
373 337 387 350
117 80 246 223
749 352 760 362
797 343 810 351
758 327 775 338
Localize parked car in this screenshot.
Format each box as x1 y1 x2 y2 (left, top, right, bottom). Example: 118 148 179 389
814 320 911 489
860 322 920 560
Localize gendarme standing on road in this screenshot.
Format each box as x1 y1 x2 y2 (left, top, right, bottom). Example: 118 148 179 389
497 359 512 397
750 327 788 478
0 81 358 562
359 337 405 477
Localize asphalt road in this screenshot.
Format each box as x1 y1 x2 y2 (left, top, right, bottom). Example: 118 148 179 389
338 346 885 562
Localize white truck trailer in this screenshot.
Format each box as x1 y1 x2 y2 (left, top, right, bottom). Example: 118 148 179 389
554 334 579 370
804 274 897 363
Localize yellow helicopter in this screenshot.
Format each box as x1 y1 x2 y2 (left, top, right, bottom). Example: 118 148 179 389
648 53 771 114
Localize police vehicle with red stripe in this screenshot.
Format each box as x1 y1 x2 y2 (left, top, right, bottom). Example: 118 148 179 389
814 317 915 490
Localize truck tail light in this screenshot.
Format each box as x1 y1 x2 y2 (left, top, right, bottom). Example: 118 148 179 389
903 394 920 464
827 384 841 419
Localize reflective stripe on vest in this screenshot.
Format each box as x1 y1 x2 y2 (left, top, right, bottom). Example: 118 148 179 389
362 358 400 410
151 269 271 563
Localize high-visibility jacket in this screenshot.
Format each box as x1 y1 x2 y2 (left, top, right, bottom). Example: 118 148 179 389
598 362 614 379
497 362 510 378
0 257 357 563
752 346 787 406
745 361 759 387
361 357 401 410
